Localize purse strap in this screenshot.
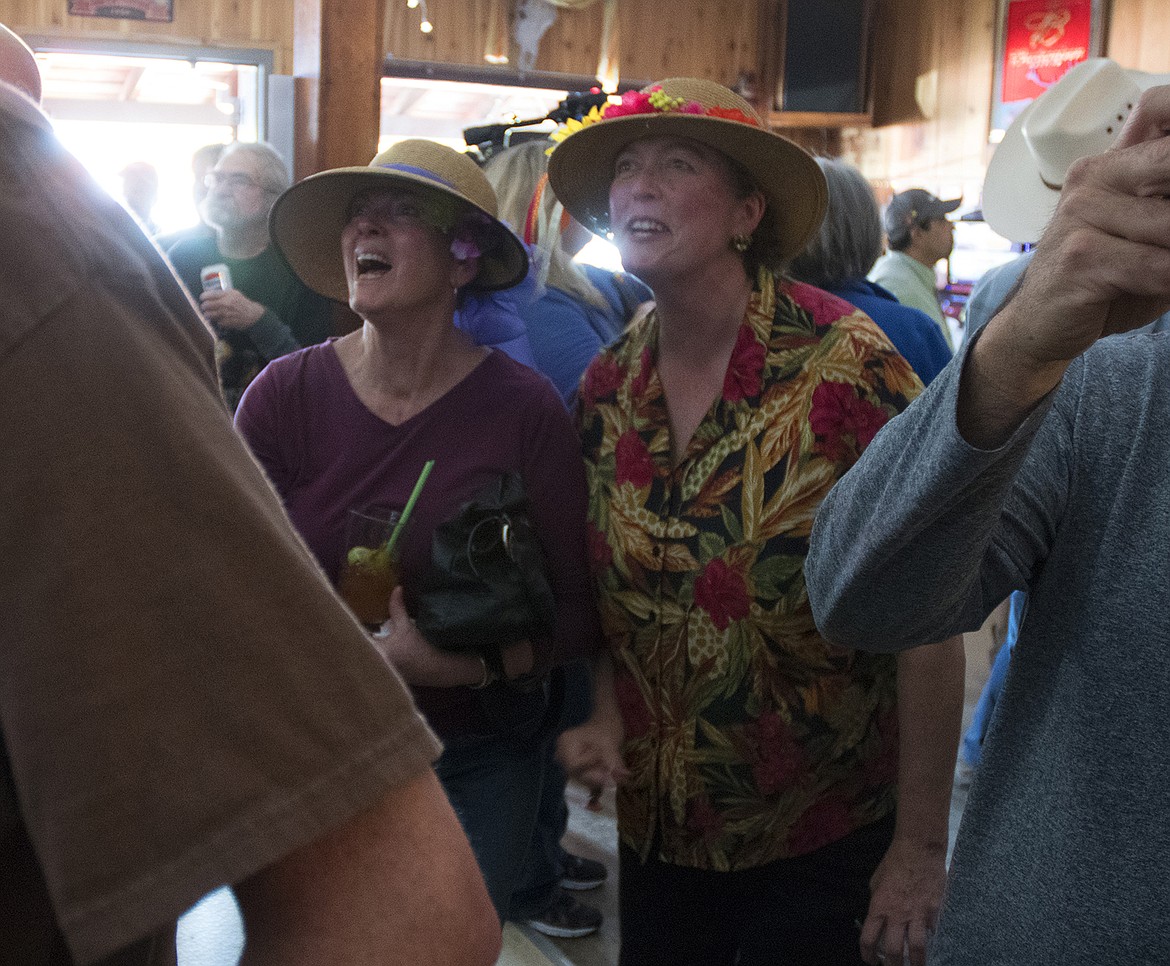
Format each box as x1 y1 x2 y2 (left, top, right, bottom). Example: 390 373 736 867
464 512 516 581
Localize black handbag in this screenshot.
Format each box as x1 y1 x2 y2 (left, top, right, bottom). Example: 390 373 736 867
414 472 557 681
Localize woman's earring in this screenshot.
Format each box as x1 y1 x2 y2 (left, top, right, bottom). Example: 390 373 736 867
731 233 751 253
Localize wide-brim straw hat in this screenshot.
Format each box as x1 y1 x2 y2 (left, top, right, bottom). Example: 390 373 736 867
270 138 528 303
982 58 1170 244
547 77 827 261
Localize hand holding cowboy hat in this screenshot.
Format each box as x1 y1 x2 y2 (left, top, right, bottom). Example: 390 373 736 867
982 58 1170 245
961 67 1170 449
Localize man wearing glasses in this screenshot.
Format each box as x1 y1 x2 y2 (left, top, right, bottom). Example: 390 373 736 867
168 142 333 409
868 188 960 350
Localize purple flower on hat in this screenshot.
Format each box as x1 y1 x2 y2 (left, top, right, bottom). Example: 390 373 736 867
450 235 482 261
449 209 496 261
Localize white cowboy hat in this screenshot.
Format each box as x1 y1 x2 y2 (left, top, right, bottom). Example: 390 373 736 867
982 58 1170 245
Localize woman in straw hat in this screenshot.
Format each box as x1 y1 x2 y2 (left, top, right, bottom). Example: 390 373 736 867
546 79 964 965
234 139 600 921
483 138 652 939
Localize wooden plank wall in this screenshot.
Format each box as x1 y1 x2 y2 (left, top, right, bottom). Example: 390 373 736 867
1107 0 1170 73
3 0 1167 201
846 0 1170 205
845 0 998 205
384 0 759 87
0 0 293 70
3 0 758 91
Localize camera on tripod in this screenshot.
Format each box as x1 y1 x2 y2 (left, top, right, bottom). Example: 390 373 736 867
463 87 610 162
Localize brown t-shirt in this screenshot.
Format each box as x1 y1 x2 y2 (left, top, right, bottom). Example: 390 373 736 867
0 86 441 966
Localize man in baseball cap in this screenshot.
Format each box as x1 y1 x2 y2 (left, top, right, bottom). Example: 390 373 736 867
869 188 961 348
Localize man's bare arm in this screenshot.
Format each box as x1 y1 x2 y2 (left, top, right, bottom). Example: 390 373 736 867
234 769 500 966
860 636 965 966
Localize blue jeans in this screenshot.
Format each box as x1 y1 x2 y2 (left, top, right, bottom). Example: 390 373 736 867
961 591 1025 768
509 660 594 920
434 690 554 922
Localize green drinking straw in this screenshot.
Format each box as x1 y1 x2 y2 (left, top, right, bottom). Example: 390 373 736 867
385 459 434 555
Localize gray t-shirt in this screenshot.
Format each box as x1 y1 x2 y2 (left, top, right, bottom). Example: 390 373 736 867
805 329 1170 964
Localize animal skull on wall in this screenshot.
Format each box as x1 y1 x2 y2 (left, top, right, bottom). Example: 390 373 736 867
513 0 559 72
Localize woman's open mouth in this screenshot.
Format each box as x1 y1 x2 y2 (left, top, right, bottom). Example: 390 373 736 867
625 218 669 239
355 253 392 277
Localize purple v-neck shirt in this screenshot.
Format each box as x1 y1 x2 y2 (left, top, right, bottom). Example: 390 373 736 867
236 341 599 737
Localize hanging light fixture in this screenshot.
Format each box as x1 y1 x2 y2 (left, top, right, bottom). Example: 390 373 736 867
413 0 433 34
596 0 620 92
483 0 510 64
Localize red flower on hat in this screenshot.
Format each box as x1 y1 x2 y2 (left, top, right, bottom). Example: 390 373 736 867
600 86 706 120
693 558 751 630
582 354 625 405
706 106 761 127
722 325 767 402
614 429 656 489
550 83 762 154
808 380 889 462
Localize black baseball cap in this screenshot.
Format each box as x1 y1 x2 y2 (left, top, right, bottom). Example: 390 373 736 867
883 188 961 236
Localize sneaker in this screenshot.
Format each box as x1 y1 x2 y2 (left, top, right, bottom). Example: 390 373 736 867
560 852 608 891
527 890 602 938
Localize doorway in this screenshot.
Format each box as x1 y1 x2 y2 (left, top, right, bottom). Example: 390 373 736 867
25 39 272 238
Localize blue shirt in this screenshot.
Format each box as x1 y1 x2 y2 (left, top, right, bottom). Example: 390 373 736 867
829 277 953 385
964 251 1170 344
523 266 652 405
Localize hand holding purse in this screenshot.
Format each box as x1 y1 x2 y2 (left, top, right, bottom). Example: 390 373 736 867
414 472 556 684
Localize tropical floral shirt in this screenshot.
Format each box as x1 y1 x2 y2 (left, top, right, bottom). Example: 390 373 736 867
579 272 923 871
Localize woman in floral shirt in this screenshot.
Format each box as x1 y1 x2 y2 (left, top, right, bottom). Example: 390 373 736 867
547 78 965 966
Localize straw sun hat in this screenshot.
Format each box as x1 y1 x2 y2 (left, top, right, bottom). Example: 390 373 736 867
270 138 528 303
547 77 828 261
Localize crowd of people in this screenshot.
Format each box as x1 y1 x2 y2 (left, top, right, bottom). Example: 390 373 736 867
6 20 1170 966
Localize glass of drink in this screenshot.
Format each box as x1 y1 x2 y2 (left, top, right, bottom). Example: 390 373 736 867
337 505 401 630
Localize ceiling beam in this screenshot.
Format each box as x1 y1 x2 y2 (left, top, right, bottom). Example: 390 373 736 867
118 65 146 102
43 98 233 126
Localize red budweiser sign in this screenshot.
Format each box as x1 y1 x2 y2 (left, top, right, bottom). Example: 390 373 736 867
1001 0 1093 102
